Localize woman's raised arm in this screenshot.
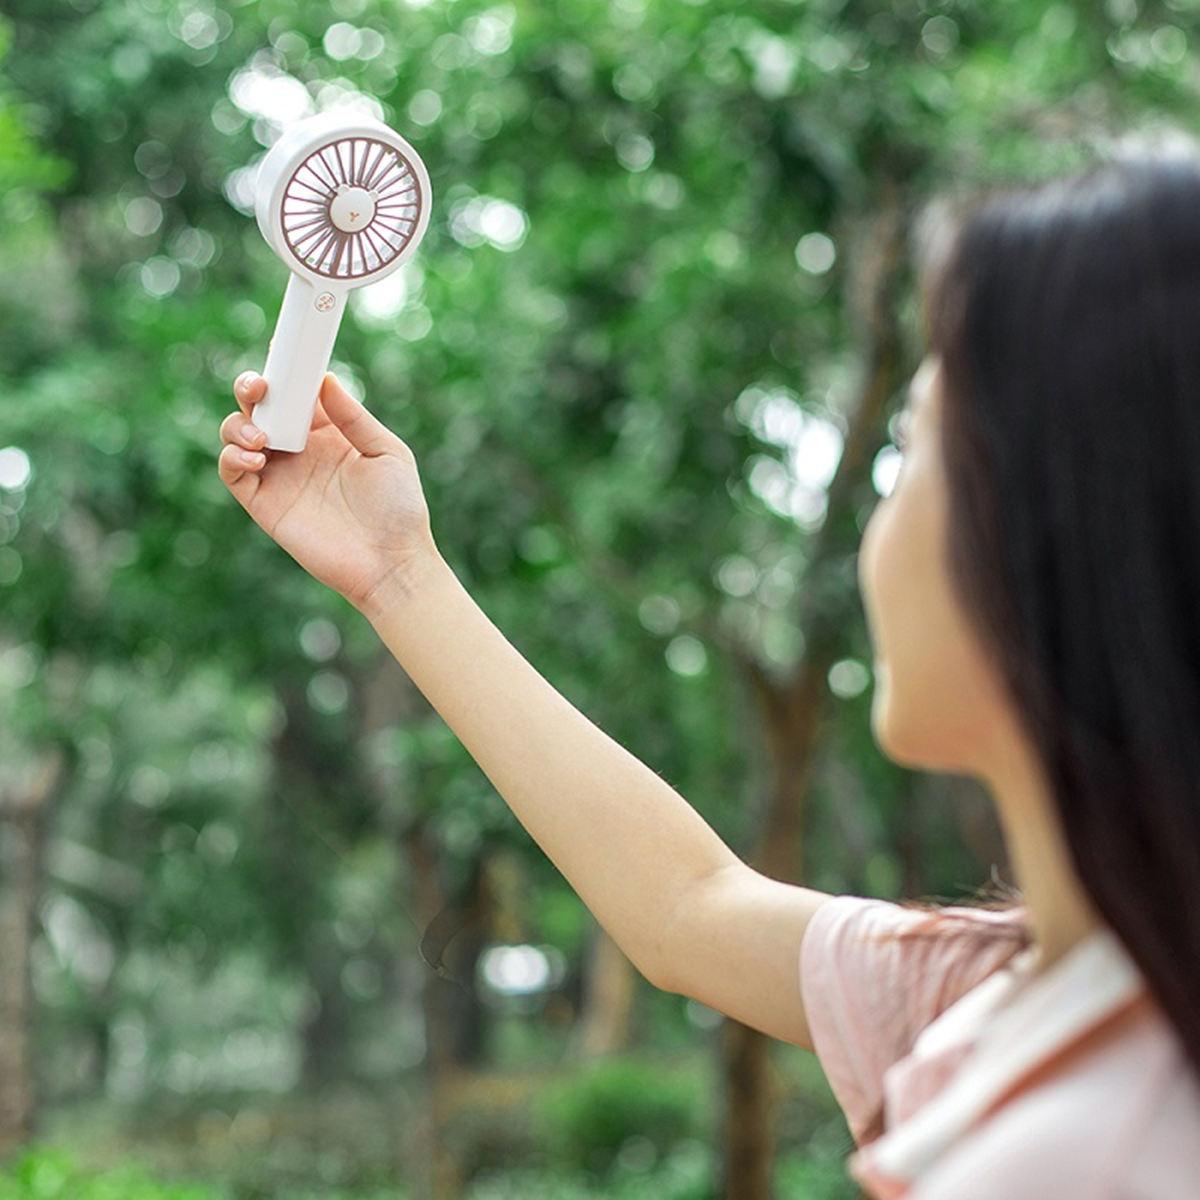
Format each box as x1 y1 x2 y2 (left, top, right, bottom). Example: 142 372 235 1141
219 371 832 1048
365 550 833 1046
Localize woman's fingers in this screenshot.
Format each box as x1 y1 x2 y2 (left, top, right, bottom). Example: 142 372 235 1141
217 441 267 488
219 410 268 451
233 370 267 417
221 369 399 496
222 373 268 491
231 370 337 437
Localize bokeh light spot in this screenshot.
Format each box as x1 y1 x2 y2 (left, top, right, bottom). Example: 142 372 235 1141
795 232 836 275
828 658 871 700
0 446 32 491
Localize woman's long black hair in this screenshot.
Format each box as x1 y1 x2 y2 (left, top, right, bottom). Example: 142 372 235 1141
924 144 1200 1075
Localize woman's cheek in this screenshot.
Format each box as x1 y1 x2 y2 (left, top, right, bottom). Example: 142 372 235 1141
856 486 933 765
857 494 895 661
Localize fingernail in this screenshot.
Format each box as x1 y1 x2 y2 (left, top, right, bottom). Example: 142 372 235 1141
239 449 266 467
235 372 255 395
244 424 266 446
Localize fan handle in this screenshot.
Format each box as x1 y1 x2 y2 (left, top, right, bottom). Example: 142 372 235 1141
255 274 346 452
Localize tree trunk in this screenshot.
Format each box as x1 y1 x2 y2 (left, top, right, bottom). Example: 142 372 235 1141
721 1019 776 1200
298 933 355 1085
404 824 465 1200
359 653 472 1198
720 665 828 1200
267 681 354 1087
0 755 62 1154
719 195 908 1199
575 926 635 1059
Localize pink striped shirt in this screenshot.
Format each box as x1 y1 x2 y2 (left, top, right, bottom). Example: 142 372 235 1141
799 895 1200 1198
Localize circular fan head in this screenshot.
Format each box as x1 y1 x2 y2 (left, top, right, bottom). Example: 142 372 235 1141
256 113 431 285
281 136 423 280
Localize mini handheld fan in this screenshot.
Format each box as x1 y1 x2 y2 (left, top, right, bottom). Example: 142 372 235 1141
251 111 432 451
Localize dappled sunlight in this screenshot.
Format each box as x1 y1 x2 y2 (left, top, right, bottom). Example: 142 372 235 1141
448 193 529 251
0 446 32 491
872 443 903 498
735 384 844 528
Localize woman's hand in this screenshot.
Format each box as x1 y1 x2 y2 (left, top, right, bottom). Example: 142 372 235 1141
218 371 437 614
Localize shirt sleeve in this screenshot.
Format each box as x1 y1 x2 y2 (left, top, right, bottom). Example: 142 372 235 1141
800 894 1027 1145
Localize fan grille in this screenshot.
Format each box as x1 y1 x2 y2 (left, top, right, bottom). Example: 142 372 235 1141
280 136 424 280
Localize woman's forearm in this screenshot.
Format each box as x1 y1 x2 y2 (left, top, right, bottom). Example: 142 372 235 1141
362 553 742 987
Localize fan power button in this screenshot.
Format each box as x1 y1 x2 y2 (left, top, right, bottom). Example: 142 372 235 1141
315 292 337 312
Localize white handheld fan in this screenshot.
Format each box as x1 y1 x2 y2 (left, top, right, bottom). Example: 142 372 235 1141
251 111 432 451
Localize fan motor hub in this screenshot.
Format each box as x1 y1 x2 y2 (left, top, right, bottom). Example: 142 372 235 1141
329 186 377 233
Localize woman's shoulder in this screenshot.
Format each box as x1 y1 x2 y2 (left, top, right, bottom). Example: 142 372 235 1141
800 894 1030 1146
805 891 1028 944
802 893 1029 1021
914 999 1200 1200
1111 1008 1200 1199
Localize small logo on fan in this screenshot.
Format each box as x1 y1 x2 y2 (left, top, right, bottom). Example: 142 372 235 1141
315 292 337 312
348 211 361 224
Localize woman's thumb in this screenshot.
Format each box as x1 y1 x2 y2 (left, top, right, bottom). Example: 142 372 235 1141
319 374 400 457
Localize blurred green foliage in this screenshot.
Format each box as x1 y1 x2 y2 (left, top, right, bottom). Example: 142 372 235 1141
0 1149 226 1200
536 1056 707 1175
1 0 1198 1193
0 1143 850 1200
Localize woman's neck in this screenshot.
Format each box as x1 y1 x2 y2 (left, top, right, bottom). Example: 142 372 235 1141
985 746 1103 973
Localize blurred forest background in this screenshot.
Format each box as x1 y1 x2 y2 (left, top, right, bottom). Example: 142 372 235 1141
0 0 1197 1196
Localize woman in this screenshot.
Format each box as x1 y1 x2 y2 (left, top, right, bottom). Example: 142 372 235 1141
217 149 1200 1195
